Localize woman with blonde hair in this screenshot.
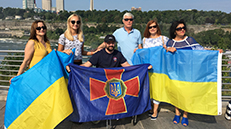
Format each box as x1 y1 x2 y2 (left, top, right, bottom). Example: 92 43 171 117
58 14 94 65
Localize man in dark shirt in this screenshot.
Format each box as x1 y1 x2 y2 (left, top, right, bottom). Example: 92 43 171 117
81 35 130 68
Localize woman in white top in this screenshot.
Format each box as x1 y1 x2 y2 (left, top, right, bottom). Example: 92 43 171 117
142 19 169 120
143 19 169 49
58 14 94 65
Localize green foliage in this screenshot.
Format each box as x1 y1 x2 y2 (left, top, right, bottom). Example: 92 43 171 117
1 7 231 25
47 28 65 40
193 29 231 49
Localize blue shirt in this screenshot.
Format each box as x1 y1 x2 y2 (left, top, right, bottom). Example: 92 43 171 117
113 27 142 65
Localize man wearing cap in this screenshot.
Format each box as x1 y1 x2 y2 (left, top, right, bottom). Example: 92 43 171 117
81 35 130 68
97 12 142 65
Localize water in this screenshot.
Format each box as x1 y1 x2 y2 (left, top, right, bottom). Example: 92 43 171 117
0 38 58 50
0 38 89 62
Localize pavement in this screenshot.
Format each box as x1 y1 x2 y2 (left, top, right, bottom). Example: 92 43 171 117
1 98 231 129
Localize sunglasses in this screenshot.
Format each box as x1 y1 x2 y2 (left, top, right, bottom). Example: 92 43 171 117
106 42 115 44
36 26 46 30
71 20 81 24
124 18 133 21
176 26 186 31
148 25 157 29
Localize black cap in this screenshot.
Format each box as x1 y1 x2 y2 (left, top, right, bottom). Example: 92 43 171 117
104 35 116 43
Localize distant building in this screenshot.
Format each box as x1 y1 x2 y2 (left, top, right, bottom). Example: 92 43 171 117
131 7 141 11
42 0 52 11
5 16 14 20
23 0 35 9
90 0 94 11
15 15 22 20
34 7 42 13
52 7 56 12
56 0 64 12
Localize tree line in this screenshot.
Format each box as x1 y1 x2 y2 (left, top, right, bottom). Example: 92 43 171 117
1 7 231 50
1 7 231 25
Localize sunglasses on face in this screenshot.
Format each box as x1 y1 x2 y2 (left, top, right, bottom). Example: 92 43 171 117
71 20 81 25
176 26 186 31
106 42 115 44
148 25 157 29
36 26 46 30
124 18 133 21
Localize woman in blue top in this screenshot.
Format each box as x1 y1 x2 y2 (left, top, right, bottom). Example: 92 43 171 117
166 19 203 127
166 20 223 127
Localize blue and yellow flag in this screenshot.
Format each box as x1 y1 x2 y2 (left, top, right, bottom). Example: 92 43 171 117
67 64 151 122
132 46 222 115
4 50 74 129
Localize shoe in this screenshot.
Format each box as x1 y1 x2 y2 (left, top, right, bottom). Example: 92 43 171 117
173 115 181 124
181 117 188 127
92 120 100 124
150 113 158 120
148 111 153 117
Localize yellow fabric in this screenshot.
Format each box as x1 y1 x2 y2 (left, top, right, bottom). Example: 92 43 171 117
8 77 73 129
149 72 219 115
29 39 52 68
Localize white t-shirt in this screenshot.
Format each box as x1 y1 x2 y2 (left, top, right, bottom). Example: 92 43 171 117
143 36 169 48
58 34 84 60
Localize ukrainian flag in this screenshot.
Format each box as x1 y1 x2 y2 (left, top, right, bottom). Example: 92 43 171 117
4 50 74 129
132 46 222 115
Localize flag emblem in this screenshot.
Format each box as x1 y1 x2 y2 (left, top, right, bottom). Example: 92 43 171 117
108 80 124 99
90 69 140 115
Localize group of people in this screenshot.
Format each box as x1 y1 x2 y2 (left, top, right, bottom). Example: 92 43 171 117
10 12 223 127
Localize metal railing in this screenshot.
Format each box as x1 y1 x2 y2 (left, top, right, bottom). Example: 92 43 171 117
0 50 231 99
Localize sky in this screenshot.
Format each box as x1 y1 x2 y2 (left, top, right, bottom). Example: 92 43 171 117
0 0 230 13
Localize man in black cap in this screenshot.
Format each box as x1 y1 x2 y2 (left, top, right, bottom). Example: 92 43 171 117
81 34 130 68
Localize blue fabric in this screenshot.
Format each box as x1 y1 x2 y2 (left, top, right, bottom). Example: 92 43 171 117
132 46 218 82
67 64 151 122
4 50 74 128
113 27 142 65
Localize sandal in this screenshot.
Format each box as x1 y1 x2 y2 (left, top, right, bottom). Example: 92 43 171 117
150 113 158 120
173 115 181 124
181 117 188 127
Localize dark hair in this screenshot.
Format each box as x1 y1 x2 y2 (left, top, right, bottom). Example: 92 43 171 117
29 20 49 42
143 19 161 38
169 19 187 39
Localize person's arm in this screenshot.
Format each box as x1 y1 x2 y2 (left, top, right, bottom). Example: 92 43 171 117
134 44 143 53
121 61 131 67
166 47 177 52
80 61 93 67
57 44 73 55
138 44 142 49
81 43 94 56
96 42 106 51
204 48 223 53
121 61 152 70
66 61 93 73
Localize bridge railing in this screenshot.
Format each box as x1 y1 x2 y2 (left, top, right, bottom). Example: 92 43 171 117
0 50 230 99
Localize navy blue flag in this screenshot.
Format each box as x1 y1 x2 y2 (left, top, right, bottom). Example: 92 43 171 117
68 64 151 122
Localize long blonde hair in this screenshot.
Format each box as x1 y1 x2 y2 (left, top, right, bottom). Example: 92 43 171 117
64 14 84 42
